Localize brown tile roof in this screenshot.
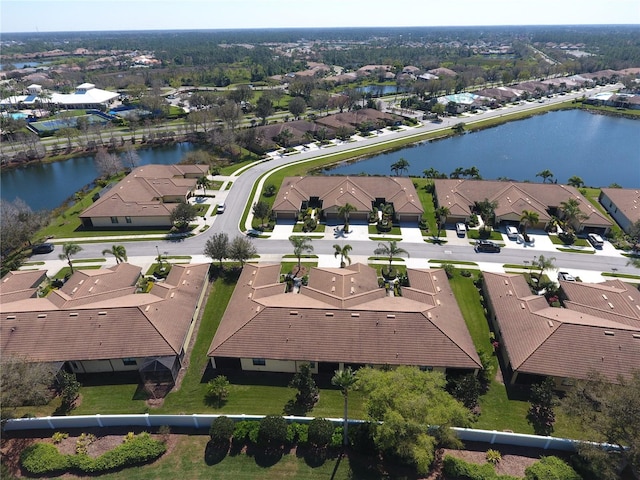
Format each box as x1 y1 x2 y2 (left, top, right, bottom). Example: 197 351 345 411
600 188 640 225
434 179 610 227
484 272 640 384
0 270 47 304
79 165 207 220
209 263 480 370
273 176 424 216
0 263 209 363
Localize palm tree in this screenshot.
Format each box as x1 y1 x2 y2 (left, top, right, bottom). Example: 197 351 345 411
337 203 357 233
390 157 410 176
519 210 539 242
333 244 352 268
534 254 556 283
435 206 450 238
559 198 589 234
567 176 585 189
332 367 357 447
536 169 554 183
102 244 127 264
59 243 83 274
475 198 499 231
197 175 210 196
450 167 465 179
374 240 409 271
289 235 313 276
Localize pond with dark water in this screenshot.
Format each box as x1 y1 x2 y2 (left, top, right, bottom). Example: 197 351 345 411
323 110 640 188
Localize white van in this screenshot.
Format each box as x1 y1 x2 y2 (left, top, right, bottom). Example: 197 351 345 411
587 233 604 248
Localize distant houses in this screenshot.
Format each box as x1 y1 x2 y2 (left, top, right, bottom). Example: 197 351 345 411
599 188 640 233
79 164 209 228
0 83 119 111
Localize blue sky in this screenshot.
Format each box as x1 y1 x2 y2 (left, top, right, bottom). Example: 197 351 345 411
2 0 639 33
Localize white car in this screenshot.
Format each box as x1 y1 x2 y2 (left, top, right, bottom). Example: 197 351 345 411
455 223 467 236
506 226 519 238
558 271 576 282
217 203 226 214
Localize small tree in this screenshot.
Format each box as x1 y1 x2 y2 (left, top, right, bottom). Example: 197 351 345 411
527 377 558 436
536 169 554 183
228 236 257 267
373 241 409 277
169 201 198 231
264 184 277 197
252 201 271 229
307 418 335 448
59 243 83 274
337 203 357 233
0 357 54 409
206 375 230 408
435 206 450 238
289 235 313 276
209 416 235 444
332 367 357 446
204 232 229 268
258 415 289 448
333 243 352 268
101 244 127 264
58 371 81 412
289 363 319 410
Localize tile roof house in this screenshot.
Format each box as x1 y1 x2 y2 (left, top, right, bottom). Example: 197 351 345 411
483 272 640 388
0 262 209 383
433 179 611 233
599 188 640 233
79 164 209 228
208 263 481 375
272 176 424 223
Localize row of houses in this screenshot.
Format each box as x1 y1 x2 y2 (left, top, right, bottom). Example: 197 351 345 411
3 257 637 390
77 167 639 238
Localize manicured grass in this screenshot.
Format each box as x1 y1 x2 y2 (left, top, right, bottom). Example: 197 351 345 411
548 235 590 247
602 272 640 280
53 265 101 279
369 237 402 242
73 258 107 263
88 435 384 480
292 223 326 233
467 229 504 241
429 260 478 266
412 179 439 235
557 247 595 254
281 262 319 275
368 224 402 235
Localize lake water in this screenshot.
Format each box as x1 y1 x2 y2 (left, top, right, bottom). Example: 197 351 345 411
1 143 198 211
324 110 640 188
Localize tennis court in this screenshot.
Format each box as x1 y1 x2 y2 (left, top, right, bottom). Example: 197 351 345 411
28 112 111 134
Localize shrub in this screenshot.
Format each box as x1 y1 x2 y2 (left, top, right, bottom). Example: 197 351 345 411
233 420 259 444
443 455 519 480
307 418 335 448
486 448 502 465
75 432 96 455
461 269 472 277
257 415 289 447
51 431 68 444
349 422 378 454
329 427 343 449
21 443 69 474
288 422 308 445
209 416 235 443
524 456 581 480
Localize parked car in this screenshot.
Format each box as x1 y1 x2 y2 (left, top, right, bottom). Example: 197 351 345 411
217 203 226 214
455 222 467 237
505 225 519 239
587 233 604 249
31 243 54 254
474 240 501 253
558 271 576 282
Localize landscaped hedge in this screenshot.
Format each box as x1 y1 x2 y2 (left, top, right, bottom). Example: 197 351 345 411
524 456 581 480
443 455 520 480
20 432 166 475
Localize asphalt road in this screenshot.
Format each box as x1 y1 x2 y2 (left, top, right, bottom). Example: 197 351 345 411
37 83 637 276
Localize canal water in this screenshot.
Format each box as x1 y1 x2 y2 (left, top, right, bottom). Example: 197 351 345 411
1 110 638 212
324 110 640 188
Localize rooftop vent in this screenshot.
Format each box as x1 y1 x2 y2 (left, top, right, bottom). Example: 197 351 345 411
350 287 355 294
325 312 334 317
520 302 526 309
436 299 441 306
37 314 46 318
548 320 554 327
602 294 608 300
351 313 360 317
604 331 615 336
69 313 78 317
436 286 441 292
504 280 509 285
633 334 640 339
387 314 396 319
98 311 107 316
331 286 335 292
289 311 298 315
6 315 16 320
170 292 175 298
608 302 615 309
145 305 150 312
427 311 432 319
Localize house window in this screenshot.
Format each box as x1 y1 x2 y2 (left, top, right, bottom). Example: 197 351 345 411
122 358 137 366
125 216 132 223
110 216 119 224
420 366 433 372
252 358 266 366
309 362 316 369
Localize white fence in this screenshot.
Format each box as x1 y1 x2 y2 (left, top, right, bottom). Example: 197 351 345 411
4 414 579 451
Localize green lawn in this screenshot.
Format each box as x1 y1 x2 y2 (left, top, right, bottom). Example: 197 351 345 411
467 229 504 241
368 224 402 235
85 435 402 480
548 235 590 247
